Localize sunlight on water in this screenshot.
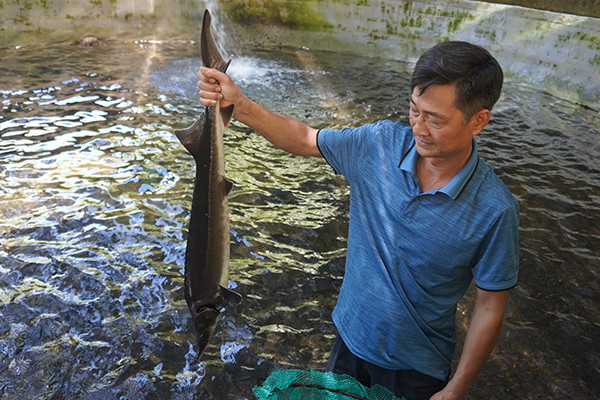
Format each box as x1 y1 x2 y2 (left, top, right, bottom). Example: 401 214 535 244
0 41 599 399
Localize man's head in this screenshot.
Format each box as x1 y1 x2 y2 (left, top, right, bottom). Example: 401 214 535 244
411 41 503 123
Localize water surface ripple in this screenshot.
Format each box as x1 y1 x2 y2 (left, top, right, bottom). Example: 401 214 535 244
0 42 598 399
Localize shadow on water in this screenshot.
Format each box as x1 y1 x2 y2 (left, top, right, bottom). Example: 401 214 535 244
0 41 599 399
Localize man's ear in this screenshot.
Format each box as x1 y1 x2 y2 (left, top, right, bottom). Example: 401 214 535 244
470 109 491 136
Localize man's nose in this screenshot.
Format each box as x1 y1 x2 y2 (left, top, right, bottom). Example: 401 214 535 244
411 115 429 136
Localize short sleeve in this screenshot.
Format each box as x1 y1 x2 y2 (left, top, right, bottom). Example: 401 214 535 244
472 201 520 290
317 121 400 182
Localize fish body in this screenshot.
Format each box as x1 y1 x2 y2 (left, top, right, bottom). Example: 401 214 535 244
173 9 240 358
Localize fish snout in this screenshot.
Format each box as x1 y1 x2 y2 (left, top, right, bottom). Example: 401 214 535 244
192 306 220 357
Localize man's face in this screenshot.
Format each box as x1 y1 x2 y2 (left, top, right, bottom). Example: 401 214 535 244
409 83 485 162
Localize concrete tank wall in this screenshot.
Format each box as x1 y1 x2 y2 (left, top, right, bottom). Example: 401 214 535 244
1 0 599 108
477 0 600 18
218 0 600 107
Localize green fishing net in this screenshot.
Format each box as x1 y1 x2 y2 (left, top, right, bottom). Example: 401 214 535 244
253 369 406 400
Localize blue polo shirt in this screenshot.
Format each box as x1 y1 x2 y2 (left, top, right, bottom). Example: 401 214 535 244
317 120 519 380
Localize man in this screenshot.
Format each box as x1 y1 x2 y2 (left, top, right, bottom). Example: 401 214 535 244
197 41 519 400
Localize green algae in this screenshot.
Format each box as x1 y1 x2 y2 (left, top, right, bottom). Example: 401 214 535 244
221 0 333 31
558 31 600 50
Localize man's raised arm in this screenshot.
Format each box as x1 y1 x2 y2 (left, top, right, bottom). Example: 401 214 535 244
198 67 321 157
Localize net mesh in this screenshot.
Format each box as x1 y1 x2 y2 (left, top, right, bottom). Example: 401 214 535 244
253 369 406 400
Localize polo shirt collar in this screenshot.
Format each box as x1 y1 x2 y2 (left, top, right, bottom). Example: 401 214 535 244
399 138 479 200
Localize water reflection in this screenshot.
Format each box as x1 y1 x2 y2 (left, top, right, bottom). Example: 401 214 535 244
0 41 599 399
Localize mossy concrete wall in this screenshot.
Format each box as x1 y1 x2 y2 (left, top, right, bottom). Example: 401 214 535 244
1 0 599 107
478 0 600 18
0 0 203 43
220 0 599 107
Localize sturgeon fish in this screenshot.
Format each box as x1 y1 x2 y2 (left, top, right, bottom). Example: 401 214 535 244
173 9 241 359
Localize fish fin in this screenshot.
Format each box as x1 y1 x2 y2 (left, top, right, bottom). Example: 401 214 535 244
217 284 242 308
221 105 234 128
174 113 207 156
201 10 231 73
224 177 234 195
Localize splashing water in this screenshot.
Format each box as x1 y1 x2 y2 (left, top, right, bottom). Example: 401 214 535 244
201 1 232 58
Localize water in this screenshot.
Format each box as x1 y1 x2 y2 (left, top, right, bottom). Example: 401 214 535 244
0 40 599 399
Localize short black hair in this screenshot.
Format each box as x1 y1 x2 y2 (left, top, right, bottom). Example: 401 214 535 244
411 41 503 122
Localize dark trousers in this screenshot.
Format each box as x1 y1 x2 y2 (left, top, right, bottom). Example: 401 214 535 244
326 335 449 400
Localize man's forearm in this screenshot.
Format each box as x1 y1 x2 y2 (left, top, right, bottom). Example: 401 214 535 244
233 96 321 157
432 289 508 400
198 66 321 157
